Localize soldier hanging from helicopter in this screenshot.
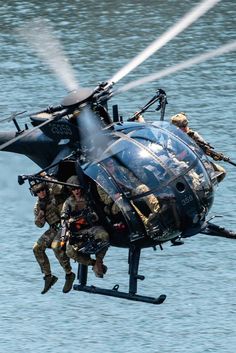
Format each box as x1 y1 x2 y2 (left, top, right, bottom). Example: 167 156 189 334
170 112 226 183
60 175 110 278
31 175 76 294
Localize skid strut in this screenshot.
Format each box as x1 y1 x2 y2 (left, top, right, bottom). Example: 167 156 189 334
73 245 166 305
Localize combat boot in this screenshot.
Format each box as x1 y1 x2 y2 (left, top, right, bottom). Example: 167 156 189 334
41 274 58 294
93 258 107 278
63 272 76 293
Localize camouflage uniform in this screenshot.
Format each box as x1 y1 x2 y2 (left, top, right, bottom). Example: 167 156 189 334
61 194 109 267
187 129 226 182
33 183 72 276
96 181 121 216
97 165 160 222
171 112 226 183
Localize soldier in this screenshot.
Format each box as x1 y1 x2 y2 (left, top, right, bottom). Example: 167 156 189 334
96 160 123 218
32 180 75 294
61 175 109 278
170 112 226 183
97 159 160 225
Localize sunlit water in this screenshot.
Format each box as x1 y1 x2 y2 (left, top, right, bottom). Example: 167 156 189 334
0 1 236 352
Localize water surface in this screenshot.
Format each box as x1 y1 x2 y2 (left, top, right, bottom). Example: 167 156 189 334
0 1 236 352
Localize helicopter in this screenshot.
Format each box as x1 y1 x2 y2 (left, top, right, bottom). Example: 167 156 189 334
0 0 236 305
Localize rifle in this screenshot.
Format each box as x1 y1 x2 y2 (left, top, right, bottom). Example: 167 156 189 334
206 149 236 167
196 140 236 167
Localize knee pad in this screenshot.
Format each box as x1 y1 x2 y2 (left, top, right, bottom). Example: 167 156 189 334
51 240 60 251
33 242 40 254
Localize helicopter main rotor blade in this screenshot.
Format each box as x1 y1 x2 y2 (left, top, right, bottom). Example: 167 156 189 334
0 116 56 152
115 41 236 95
18 18 79 92
107 0 221 86
0 111 27 124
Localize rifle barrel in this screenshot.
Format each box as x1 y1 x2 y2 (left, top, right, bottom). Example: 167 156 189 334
227 159 236 167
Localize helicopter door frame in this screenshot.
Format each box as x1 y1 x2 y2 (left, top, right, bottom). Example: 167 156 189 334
84 161 148 244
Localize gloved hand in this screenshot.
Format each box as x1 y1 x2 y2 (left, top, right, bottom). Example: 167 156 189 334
212 154 221 161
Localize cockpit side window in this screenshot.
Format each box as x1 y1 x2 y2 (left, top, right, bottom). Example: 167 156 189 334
102 146 167 193
130 125 199 176
85 162 147 238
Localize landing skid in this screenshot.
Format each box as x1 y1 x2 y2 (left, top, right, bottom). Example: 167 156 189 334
73 245 166 305
73 284 166 304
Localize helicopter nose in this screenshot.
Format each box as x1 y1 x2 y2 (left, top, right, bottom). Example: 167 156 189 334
140 164 214 242
172 175 214 237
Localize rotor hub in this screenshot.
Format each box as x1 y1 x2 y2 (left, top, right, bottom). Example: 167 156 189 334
61 88 94 107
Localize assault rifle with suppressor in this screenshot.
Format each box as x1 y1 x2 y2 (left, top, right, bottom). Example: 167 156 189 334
196 140 236 167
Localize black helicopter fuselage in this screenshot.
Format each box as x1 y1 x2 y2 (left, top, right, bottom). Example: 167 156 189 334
82 120 216 248
0 117 217 249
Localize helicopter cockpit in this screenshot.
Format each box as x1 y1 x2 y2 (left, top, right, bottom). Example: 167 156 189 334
83 121 216 247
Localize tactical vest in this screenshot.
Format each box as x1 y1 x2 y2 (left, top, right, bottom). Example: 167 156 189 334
36 194 61 226
61 195 88 219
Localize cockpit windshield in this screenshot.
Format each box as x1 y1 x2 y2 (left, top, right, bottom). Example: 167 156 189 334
86 121 214 195
96 123 199 190
84 122 214 242
128 122 202 170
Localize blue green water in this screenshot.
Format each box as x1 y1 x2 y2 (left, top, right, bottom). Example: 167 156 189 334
0 1 236 352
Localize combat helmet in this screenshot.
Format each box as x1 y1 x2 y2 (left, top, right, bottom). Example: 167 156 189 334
31 182 48 196
66 175 83 189
170 112 189 128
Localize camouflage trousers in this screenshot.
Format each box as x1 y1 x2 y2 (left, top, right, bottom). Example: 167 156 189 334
131 184 160 225
135 184 160 213
66 225 109 266
33 227 72 276
111 184 160 219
